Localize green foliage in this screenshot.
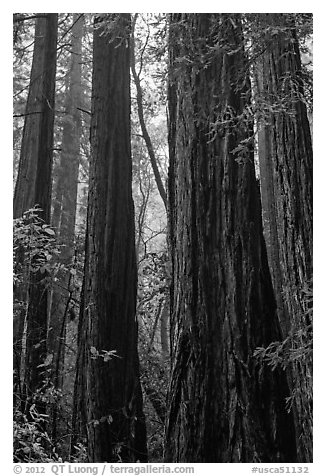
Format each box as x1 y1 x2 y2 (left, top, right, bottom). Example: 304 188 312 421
13 207 75 461
254 283 313 412
140 350 168 461
13 407 61 463
13 374 74 462
13 13 313 462
70 443 87 463
137 251 169 461
133 14 168 109
13 206 62 286
138 252 169 349
254 321 312 372
89 346 121 362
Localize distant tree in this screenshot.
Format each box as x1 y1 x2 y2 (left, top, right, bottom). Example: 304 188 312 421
72 14 147 462
13 14 58 414
165 13 297 462
255 13 313 462
13 17 35 177
47 13 83 444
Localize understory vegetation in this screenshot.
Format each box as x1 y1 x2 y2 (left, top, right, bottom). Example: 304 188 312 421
13 13 312 463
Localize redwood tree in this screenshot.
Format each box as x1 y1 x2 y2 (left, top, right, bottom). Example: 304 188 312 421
73 14 147 463
164 13 297 463
13 14 58 412
256 13 313 462
13 14 56 219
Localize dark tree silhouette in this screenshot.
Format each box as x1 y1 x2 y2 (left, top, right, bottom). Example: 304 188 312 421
164 13 297 463
72 14 147 463
13 14 58 414
256 13 313 462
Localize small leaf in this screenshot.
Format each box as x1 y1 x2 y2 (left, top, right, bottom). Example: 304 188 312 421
43 228 55 236
44 353 53 366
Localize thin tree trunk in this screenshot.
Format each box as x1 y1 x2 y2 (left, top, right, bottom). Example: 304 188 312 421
165 13 297 463
130 15 167 210
48 13 83 444
160 298 169 359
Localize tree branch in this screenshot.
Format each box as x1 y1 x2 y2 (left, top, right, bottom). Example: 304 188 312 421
77 107 91 116
13 111 42 118
13 14 47 23
130 16 167 210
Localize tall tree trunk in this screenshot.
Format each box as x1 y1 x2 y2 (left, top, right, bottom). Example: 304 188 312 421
48 13 83 444
19 13 58 414
14 16 49 218
256 13 313 462
165 13 297 463
13 15 49 400
73 14 147 463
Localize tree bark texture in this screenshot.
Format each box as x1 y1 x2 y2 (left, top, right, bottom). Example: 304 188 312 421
256 13 313 462
14 14 54 398
165 14 297 463
73 14 147 463
160 298 169 359
258 124 287 334
14 14 58 413
14 16 50 219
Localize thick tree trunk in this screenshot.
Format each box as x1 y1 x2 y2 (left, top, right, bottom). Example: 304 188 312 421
165 14 297 463
20 13 58 414
257 13 313 462
73 14 147 463
14 14 58 410
14 17 48 218
14 15 49 400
